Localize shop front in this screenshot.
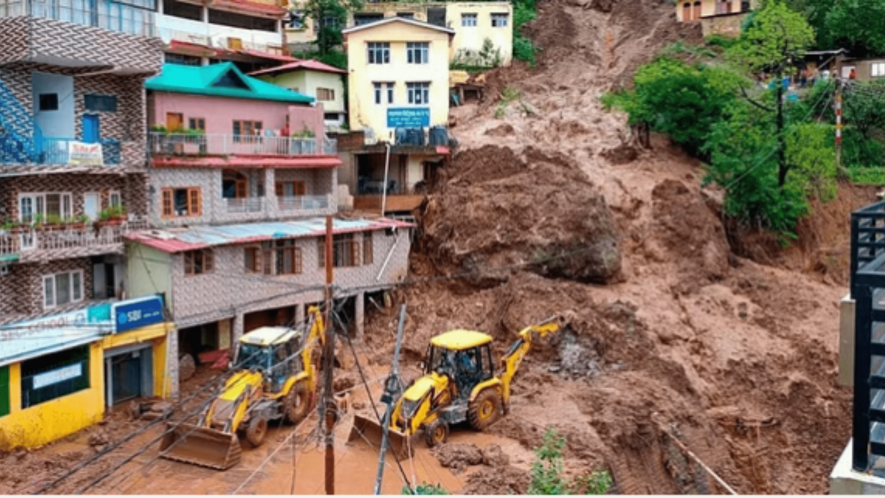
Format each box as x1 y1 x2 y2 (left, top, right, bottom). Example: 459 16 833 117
0 296 172 450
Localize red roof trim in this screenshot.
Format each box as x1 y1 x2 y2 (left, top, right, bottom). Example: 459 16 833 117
151 155 342 168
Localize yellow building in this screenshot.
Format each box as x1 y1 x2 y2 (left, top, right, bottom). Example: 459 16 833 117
343 17 454 140
0 296 173 450
250 60 348 128
677 0 758 37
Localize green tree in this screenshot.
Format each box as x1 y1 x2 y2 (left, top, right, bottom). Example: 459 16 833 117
512 0 537 64
728 0 814 187
785 122 837 201
302 0 361 55
823 0 885 57
529 428 570 495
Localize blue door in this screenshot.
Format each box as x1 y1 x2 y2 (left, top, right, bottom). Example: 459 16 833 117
82 115 99 143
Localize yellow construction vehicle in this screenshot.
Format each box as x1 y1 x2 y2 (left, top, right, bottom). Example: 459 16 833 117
350 316 563 455
159 306 325 470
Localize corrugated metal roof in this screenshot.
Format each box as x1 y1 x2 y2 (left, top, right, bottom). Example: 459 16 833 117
126 217 413 253
146 62 314 104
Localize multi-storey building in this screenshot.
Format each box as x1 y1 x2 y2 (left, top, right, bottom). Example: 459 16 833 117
157 0 294 71
127 61 412 394
249 59 348 128
0 0 177 448
337 17 452 215
677 0 758 37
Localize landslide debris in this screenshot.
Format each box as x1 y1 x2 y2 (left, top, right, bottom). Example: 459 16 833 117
420 146 621 284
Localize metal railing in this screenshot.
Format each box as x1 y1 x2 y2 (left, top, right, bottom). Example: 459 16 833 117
0 220 147 258
224 197 264 214
148 133 337 157
0 0 157 37
0 135 122 166
277 195 329 211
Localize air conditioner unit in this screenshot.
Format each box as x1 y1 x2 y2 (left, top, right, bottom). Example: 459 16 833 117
228 37 243 50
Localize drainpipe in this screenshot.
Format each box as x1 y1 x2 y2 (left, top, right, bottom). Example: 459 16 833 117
380 142 391 215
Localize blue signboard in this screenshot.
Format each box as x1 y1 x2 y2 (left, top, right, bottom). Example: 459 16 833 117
387 108 430 128
113 296 164 334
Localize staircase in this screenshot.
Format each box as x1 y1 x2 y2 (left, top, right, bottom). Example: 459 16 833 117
0 76 42 164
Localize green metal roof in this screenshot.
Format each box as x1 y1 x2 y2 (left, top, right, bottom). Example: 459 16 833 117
146 62 314 104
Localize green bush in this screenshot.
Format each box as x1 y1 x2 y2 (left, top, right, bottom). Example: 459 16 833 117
513 0 537 65
849 166 885 186
402 483 448 495
528 427 612 495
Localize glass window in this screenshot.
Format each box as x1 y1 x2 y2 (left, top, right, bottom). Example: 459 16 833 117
109 191 122 207
21 346 90 409
367 42 390 64
491 13 508 27
387 83 394 104
184 249 214 276
38 94 59 111
374 82 382 104
43 270 84 309
407 82 430 105
461 13 477 27
407 42 429 64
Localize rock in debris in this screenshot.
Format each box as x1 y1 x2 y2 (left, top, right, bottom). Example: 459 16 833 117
88 430 109 447
179 353 196 382
433 443 484 473
481 444 510 467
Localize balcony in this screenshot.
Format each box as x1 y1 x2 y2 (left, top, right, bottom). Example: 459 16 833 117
278 195 330 212
0 220 148 263
148 133 337 157
224 197 265 214
212 194 332 221
0 136 124 167
0 0 156 37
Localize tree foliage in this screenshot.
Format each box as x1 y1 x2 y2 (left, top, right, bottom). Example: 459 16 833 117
822 0 885 57
512 0 537 64
302 0 361 55
402 483 449 495
728 0 814 74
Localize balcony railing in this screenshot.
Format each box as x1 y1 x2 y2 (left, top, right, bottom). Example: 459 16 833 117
224 197 265 214
0 220 147 260
278 195 330 211
148 133 337 157
0 135 122 167
0 0 157 37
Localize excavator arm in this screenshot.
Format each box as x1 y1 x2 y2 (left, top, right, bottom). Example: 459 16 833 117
499 315 564 405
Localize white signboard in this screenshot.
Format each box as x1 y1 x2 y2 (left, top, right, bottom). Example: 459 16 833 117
68 141 103 166
32 363 83 389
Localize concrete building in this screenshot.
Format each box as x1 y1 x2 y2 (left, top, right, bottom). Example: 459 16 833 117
0 0 162 326
0 296 172 450
249 59 348 128
337 18 452 216
676 0 758 37
131 62 411 395
156 0 294 72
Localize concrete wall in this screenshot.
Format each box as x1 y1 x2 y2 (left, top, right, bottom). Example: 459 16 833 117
259 70 346 115
160 227 411 328
147 92 324 140
700 12 750 37
346 22 451 139
676 0 758 23
155 11 283 54
128 244 174 313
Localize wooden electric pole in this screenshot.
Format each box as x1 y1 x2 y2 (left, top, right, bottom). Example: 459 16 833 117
323 215 335 495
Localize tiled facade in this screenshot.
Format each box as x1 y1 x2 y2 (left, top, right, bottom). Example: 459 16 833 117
0 256 95 322
0 172 148 220
147 167 338 226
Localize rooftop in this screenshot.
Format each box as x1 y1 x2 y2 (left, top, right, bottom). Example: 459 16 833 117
431 330 493 350
126 217 414 253
341 16 456 36
241 326 300 346
249 59 347 77
145 62 314 104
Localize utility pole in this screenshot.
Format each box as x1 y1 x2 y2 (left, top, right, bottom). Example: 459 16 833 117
374 304 407 495
835 53 844 171
323 215 335 495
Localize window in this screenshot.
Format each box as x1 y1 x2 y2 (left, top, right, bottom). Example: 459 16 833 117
491 13 508 27
18 193 72 223
275 181 306 197
164 53 202 66
0 365 8 418
407 42 429 64
215 71 249 89
188 117 206 131
109 190 122 207
407 82 430 105
873 63 885 78
363 232 373 265
316 88 335 101
38 93 58 111
276 240 303 275
374 82 395 105
85 94 118 112
355 13 383 25
322 15 339 28
20 346 90 409
161 187 201 218
319 234 360 268
367 42 390 64
287 9 304 29
184 249 214 276
43 270 84 309
324 112 339 121
461 13 477 27
233 120 263 141
245 246 262 273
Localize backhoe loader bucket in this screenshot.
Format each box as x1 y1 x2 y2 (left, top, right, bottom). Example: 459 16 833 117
159 422 242 470
348 413 412 459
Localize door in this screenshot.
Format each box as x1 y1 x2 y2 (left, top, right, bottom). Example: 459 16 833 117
111 352 142 404
82 115 100 143
32 72 75 138
83 192 99 220
166 112 183 131
682 2 692 20
693 1 701 20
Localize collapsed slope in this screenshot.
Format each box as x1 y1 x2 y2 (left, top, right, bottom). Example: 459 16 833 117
365 0 879 493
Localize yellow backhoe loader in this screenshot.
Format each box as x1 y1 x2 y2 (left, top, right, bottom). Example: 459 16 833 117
159 306 325 470
349 316 564 456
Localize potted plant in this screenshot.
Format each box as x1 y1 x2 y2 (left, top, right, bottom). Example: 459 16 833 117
70 214 90 232
31 213 46 231
44 214 64 231
107 204 127 225
1 218 19 235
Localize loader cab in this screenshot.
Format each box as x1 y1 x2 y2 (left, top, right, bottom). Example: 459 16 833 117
427 330 495 397
236 326 304 393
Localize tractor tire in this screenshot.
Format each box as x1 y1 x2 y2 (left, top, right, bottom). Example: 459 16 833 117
424 420 449 448
245 416 268 447
283 380 312 425
467 388 502 431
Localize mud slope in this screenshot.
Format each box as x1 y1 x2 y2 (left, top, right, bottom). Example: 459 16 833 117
372 0 879 494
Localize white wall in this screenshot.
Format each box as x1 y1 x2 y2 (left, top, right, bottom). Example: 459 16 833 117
155 13 283 52
31 72 75 138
